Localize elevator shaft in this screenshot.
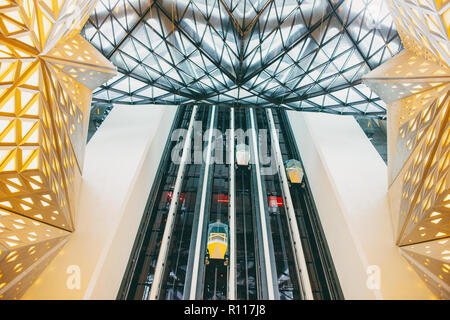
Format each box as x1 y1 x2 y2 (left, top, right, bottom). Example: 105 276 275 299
118 105 343 300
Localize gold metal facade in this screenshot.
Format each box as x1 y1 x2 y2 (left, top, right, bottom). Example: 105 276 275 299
0 0 116 299
364 0 449 299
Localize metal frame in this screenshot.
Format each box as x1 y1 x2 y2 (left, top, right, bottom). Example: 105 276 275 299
148 105 198 300
185 105 217 299
116 105 186 299
279 108 344 299
266 108 314 300
228 107 236 300
248 108 279 300
82 0 403 117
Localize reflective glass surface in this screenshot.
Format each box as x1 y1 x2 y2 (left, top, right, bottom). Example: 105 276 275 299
82 0 402 116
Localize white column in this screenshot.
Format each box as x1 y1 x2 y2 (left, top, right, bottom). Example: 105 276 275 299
228 107 236 300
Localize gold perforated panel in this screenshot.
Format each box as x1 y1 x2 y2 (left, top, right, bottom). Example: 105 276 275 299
362 50 449 104
401 238 450 299
0 208 69 299
364 0 449 299
387 0 450 67
0 0 116 299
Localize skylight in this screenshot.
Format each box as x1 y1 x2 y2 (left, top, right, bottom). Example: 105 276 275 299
82 0 403 117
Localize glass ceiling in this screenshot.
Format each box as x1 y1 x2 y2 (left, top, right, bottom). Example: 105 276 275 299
82 0 403 117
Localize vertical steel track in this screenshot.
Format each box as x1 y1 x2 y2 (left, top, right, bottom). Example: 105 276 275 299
149 106 198 300
228 107 236 300
186 106 217 299
248 108 279 300
266 108 314 300
120 106 342 301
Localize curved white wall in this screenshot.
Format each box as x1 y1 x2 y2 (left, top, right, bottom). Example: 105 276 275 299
287 111 435 300
22 105 178 299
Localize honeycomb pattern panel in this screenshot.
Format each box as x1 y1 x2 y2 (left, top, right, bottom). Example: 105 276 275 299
387 0 450 67
396 94 449 245
0 1 116 232
0 237 68 299
0 0 98 54
366 58 449 247
364 0 450 299
43 51 99 172
400 238 450 299
0 208 69 298
389 0 450 66
363 50 450 104
387 84 450 186
0 0 116 299
0 61 74 230
44 34 119 90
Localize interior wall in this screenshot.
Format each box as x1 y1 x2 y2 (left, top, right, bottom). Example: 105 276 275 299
22 104 178 299
286 111 435 300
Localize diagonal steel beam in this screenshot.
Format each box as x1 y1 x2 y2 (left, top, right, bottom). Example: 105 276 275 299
243 0 274 35
218 0 243 36
325 0 373 71
239 0 274 84
240 6 336 84
106 2 156 59
154 0 238 85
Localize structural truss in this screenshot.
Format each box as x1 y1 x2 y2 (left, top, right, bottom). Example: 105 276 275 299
83 0 403 117
0 0 116 299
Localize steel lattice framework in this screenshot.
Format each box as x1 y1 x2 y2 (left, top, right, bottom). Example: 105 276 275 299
82 0 403 116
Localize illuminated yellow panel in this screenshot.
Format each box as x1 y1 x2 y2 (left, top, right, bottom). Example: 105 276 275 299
362 50 449 104
0 208 69 299
0 0 116 300
387 0 450 67
396 94 449 245
400 238 450 299
0 0 116 230
364 1 450 298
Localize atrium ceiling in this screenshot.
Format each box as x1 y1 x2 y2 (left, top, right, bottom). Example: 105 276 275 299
82 0 403 117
